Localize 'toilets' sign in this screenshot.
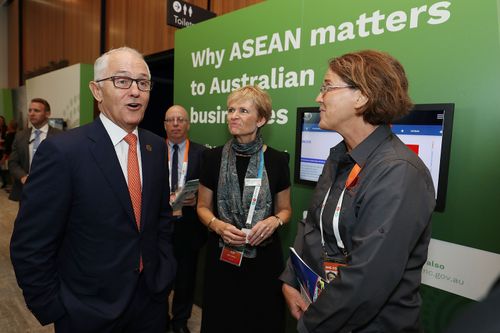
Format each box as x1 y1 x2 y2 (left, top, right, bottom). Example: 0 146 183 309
167 0 216 29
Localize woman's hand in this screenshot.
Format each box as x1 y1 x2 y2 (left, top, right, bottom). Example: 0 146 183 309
282 283 309 320
247 216 280 246
214 220 247 246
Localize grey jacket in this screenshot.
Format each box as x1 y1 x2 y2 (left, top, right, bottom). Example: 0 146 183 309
8 126 62 201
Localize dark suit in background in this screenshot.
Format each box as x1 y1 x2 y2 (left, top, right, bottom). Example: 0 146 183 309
8 126 61 201
169 140 207 331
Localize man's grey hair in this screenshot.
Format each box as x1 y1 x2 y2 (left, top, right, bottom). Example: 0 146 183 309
93 46 151 81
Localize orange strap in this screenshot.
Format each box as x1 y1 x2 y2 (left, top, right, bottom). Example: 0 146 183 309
345 163 361 189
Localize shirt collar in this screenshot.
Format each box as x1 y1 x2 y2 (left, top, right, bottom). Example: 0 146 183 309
99 113 139 146
167 139 187 150
349 124 392 167
31 123 49 134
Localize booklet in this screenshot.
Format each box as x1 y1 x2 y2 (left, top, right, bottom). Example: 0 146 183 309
289 247 326 304
170 179 200 211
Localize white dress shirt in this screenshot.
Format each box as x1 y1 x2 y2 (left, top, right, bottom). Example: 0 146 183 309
99 113 143 185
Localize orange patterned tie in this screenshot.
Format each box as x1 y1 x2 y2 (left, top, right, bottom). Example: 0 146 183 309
124 133 143 271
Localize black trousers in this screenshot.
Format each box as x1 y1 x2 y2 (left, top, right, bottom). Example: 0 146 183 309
168 243 200 330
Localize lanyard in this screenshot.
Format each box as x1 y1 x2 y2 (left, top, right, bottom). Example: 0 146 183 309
319 163 361 254
245 148 265 228
167 139 190 190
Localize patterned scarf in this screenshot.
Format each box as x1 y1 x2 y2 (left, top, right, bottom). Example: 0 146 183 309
217 134 272 258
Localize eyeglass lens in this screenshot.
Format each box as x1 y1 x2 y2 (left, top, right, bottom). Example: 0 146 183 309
112 77 152 91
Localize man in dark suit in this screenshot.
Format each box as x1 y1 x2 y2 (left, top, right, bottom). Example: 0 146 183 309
8 97 62 201
10 47 176 333
164 105 206 333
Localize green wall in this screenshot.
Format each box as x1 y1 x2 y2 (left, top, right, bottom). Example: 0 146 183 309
80 64 95 125
0 89 13 121
174 1 500 331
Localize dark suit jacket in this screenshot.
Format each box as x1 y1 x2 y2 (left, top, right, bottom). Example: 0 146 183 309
444 278 500 333
8 126 62 201
172 140 207 250
10 118 176 331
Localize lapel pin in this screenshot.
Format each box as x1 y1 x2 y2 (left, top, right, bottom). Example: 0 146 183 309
146 144 152 152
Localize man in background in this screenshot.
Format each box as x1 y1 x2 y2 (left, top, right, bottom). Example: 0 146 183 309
8 98 61 201
164 105 206 333
11 47 176 333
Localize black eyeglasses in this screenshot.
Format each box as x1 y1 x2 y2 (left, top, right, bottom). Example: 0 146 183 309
96 76 153 92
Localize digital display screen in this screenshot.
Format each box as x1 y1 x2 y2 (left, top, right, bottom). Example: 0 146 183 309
294 104 454 211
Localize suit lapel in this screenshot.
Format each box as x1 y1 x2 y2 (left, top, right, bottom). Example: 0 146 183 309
88 119 137 229
21 129 31 171
138 129 154 231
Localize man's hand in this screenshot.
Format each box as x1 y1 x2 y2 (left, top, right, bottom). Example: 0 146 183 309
181 193 197 207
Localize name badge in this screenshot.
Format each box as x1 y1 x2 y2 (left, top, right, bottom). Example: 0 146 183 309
220 245 244 266
244 178 261 187
323 258 347 283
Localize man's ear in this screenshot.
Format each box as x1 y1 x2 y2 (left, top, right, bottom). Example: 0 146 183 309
89 81 103 102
